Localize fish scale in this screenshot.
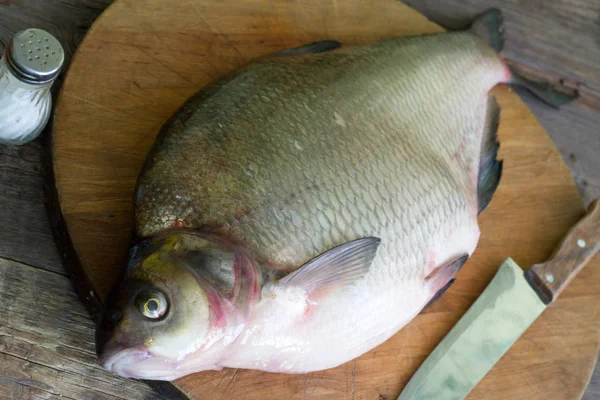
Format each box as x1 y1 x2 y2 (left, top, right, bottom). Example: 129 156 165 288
117 28 509 376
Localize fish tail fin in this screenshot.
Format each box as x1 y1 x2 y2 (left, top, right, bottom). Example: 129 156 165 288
424 255 469 308
470 8 504 52
509 73 577 108
478 95 503 214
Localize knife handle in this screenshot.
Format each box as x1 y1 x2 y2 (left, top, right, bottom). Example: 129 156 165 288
525 199 600 305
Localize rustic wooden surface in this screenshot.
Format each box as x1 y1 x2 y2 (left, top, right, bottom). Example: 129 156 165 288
0 0 598 399
50 0 600 399
0 258 161 400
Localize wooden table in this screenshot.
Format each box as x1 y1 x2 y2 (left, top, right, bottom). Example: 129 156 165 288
0 1 598 399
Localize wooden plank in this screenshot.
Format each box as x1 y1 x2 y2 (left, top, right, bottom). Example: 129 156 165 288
515 88 600 205
0 141 63 274
0 257 161 400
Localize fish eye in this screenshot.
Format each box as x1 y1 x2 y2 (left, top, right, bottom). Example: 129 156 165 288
136 290 168 320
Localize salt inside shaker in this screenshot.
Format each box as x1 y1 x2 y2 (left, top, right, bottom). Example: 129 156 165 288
0 28 64 145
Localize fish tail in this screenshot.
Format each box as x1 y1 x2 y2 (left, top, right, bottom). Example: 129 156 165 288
509 73 577 108
471 8 577 108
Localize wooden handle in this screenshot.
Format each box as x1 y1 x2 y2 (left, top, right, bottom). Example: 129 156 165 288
525 199 600 304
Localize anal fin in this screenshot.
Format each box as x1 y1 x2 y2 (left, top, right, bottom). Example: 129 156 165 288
478 95 503 213
424 255 469 308
424 279 455 310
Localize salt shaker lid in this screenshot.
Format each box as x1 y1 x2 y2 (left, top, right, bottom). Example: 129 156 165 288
5 28 64 84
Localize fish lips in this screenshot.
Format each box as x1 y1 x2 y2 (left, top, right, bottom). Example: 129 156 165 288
99 342 150 377
98 340 184 380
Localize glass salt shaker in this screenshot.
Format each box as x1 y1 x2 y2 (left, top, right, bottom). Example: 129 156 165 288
0 28 64 145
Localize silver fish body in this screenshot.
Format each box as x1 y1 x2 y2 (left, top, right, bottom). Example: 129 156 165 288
97 20 509 379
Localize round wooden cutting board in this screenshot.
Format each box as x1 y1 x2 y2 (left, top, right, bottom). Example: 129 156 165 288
51 0 600 399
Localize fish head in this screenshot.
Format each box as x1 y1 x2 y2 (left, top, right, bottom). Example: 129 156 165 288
96 232 260 380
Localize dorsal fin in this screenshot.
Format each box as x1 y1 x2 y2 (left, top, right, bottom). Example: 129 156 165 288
470 8 504 52
269 40 341 57
478 95 503 213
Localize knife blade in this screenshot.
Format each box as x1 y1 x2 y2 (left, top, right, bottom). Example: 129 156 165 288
398 199 600 400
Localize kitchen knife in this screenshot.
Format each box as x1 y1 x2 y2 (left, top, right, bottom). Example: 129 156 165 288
398 199 600 400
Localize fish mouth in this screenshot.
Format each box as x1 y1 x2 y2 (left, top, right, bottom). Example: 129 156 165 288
100 344 189 381
101 345 152 377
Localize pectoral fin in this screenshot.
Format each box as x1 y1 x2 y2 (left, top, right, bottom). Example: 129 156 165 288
280 237 381 297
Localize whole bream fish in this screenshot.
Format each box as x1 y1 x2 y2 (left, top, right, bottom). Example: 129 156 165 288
95 9 560 380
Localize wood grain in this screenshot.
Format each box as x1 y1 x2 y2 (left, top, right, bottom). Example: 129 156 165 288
516 88 600 206
51 0 600 399
0 258 161 400
0 141 63 274
526 199 600 304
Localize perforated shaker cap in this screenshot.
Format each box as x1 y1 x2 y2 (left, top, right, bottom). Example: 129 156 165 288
6 28 64 84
